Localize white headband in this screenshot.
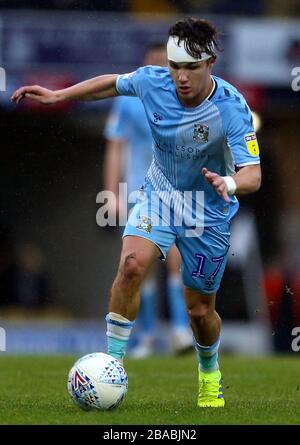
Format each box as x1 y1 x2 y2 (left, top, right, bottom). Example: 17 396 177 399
167 35 214 63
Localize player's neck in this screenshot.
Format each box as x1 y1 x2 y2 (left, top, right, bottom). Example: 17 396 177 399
180 77 214 108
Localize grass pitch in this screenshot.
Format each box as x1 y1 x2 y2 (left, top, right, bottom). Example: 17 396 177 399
0 354 299 425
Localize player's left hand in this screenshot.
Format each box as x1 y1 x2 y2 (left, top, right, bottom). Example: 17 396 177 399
201 168 231 203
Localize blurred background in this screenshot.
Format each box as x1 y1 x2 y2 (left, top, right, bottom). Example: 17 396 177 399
0 0 300 356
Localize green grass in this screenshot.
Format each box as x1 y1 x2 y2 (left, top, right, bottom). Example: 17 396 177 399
0 354 299 425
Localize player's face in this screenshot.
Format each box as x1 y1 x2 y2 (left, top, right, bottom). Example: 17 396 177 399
168 59 214 107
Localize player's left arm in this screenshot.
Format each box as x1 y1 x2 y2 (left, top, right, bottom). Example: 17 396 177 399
234 164 261 195
202 164 261 203
203 96 262 202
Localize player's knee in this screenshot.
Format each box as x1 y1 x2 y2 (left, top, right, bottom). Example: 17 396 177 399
188 303 213 324
122 252 146 283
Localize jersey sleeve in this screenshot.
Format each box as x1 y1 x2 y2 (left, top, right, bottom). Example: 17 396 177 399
116 66 152 100
104 97 129 141
223 98 260 167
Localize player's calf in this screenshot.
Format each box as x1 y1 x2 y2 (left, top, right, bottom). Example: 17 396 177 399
107 238 159 361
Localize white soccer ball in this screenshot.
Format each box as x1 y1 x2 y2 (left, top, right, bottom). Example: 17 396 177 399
67 352 128 411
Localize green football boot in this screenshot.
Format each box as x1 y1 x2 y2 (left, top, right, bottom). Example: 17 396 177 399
197 368 225 408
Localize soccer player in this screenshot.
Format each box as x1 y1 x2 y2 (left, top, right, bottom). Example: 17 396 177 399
11 17 262 408
104 42 193 357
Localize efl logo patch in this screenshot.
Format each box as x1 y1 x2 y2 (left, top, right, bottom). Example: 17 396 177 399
136 216 153 233
193 123 209 143
244 132 259 156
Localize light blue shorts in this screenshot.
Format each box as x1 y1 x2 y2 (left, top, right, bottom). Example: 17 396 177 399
123 184 231 294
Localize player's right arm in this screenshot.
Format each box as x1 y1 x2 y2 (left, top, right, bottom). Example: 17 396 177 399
11 74 119 104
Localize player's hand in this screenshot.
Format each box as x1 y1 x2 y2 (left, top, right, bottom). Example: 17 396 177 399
202 167 231 203
11 85 58 105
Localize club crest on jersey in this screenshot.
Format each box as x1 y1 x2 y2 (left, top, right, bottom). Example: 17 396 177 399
136 216 152 233
193 123 209 143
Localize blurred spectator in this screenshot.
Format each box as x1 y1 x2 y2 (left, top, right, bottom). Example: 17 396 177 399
3 243 50 308
263 248 300 352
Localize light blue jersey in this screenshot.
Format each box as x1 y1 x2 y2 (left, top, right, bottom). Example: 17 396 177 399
104 96 153 195
116 66 260 227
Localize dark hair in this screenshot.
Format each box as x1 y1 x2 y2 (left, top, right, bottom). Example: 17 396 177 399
168 17 220 59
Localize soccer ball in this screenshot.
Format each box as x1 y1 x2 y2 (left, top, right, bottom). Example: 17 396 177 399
67 352 128 411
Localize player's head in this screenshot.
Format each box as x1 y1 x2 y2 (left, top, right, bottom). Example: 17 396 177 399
167 17 219 106
144 42 167 67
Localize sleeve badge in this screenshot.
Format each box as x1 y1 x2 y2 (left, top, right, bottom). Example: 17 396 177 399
244 132 260 156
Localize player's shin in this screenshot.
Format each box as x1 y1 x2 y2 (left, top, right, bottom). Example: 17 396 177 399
193 336 220 372
106 312 135 362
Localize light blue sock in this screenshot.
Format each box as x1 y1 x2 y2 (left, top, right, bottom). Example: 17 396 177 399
137 278 157 335
167 274 189 329
106 312 135 360
193 336 220 372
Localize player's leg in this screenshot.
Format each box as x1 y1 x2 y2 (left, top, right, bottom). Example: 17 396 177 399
184 287 224 407
177 222 230 407
185 289 220 346
185 288 221 368
166 245 193 353
106 235 160 361
106 183 177 362
109 235 160 318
